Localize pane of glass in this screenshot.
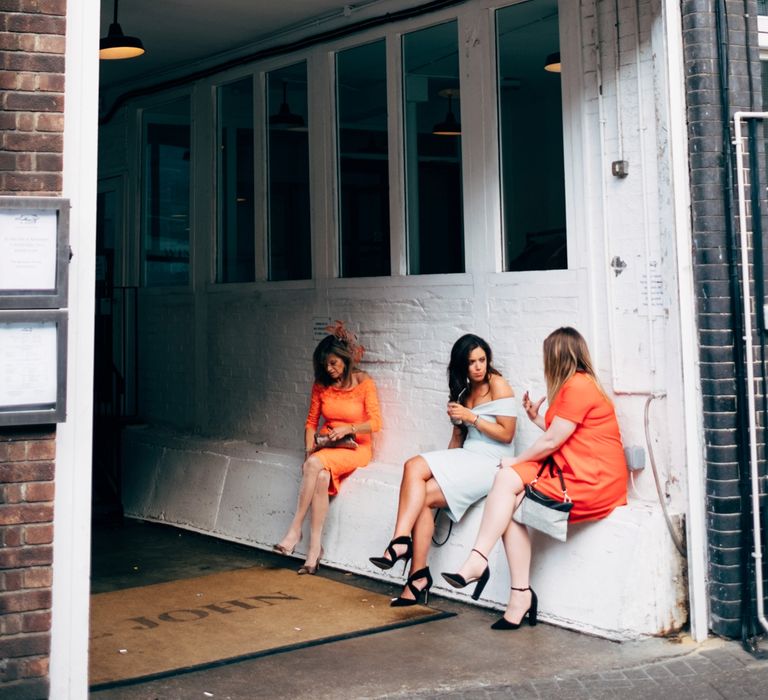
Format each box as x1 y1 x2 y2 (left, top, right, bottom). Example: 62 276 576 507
267 63 312 281
497 1 566 271
402 21 464 275
217 77 255 283
141 97 191 286
760 0 768 15
336 40 391 277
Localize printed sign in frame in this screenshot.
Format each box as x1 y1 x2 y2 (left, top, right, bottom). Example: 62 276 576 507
0 309 68 425
0 196 70 309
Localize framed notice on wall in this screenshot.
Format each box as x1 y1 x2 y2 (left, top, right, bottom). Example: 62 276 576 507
0 310 67 425
0 196 70 309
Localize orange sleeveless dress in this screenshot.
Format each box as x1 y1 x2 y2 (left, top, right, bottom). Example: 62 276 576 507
511 372 628 522
305 376 382 496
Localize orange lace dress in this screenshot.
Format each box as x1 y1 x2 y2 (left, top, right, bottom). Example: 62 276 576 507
305 376 382 495
511 372 628 522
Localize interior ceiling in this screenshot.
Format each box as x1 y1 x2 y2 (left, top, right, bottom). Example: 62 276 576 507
98 0 367 89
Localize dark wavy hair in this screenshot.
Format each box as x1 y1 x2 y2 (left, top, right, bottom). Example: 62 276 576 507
313 334 355 387
447 334 500 402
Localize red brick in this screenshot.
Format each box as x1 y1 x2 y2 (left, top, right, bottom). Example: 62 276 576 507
0 504 53 525
0 463 54 481
17 71 36 90
19 655 49 678
15 151 33 170
23 567 52 588
0 70 17 89
5 91 63 113
36 112 63 131
24 524 52 545
0 441 28 462
16 112 33 131
0 31 21 50
36 153 62 171
36 33 65 53
23 482 53 502
3 569 23 589
21 610 51 633
0 483 24 503
6 52 64 73
0 525 23 546
0 612 22 635
0 172 62 193
6 15 65 35
0 633 50 658
37 0 67 15
0 544 53 569
37 72 64 92
0 589 51 613
26 440 55 461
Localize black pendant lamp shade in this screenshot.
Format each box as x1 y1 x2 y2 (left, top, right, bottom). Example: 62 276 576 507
544 51 561 73
432 89 461 136
269 82 306 129
100 0 145 60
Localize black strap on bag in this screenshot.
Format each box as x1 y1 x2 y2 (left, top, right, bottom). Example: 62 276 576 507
431 508 453 546
531 457 571 503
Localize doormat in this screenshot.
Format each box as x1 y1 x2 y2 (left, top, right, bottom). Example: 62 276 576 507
89 565 450 689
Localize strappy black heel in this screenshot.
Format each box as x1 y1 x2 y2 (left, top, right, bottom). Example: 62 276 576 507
369 536 412 572
490 586 538 630
441 549 490 600
391 567 433 607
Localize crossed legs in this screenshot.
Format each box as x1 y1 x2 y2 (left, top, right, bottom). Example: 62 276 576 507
453 466 533 622
276 455 331 567
382 455 447 600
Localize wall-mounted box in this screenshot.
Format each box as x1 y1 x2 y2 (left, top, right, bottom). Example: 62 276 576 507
0 197 70 309
0 310 68 426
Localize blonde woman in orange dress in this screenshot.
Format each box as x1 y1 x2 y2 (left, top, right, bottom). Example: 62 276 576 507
442 327 628 629
274 324 382 574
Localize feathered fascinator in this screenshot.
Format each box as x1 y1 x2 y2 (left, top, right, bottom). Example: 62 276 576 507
326 320 365 364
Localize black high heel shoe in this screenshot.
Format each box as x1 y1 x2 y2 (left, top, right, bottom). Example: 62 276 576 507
441 549 490 601
391 567 433 607
369 536 412 572
490 586 538 629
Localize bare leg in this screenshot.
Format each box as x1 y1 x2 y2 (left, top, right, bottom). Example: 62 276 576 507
499 495 532 623
380 456 434 562
398 479 447 600
453 467 525 581
304 469 331 567
276 455 325 552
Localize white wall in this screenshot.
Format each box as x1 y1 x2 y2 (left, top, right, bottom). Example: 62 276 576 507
100 0 696 638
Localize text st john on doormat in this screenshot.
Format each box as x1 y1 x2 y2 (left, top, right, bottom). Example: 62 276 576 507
89 564 449 688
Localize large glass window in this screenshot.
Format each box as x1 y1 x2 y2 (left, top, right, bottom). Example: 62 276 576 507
267 63 312 281
336 40 390 277
141 97 191 286
216 77 255 283
402 21 464 275
497 1 566 271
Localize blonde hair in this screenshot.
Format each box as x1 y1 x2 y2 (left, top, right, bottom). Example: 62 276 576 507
543 327 609 405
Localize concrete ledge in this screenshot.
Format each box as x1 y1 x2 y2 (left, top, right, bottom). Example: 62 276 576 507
122 426 687 640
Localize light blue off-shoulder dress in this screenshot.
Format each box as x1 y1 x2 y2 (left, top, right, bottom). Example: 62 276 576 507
422 397 517 522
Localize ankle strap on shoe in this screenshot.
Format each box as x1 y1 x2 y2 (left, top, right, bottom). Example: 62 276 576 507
510 585 531 591
471 548 488 562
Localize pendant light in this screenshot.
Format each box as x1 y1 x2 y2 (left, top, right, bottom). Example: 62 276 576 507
269 82 306 129
544 52 561 73
100 0 145 60
432 88 461 137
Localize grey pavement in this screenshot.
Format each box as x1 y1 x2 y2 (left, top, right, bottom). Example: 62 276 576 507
89 519 768 700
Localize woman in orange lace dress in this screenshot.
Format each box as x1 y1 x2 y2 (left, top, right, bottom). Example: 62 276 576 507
274 325 382 574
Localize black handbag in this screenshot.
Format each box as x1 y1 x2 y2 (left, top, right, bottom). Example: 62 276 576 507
512 459 573 541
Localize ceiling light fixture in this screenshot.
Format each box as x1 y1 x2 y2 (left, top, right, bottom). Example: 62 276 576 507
544 52 561 73
432 88 461 137
269 82 306 129
100 0 145 60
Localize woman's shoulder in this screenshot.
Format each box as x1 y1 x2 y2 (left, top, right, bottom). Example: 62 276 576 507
352 370 375 387
489 373 514 399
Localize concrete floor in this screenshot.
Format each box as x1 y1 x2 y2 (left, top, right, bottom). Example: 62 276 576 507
89 519 767 699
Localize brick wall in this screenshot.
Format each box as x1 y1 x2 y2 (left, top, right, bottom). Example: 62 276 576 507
0 0 66 696
681 0 766 638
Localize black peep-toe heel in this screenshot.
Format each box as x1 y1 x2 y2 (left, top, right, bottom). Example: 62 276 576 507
369 536 412 572
441 549 490 600
390 567 433 607
490 586 538 630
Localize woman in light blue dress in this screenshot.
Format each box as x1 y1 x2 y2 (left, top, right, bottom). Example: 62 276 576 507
369 334 517 605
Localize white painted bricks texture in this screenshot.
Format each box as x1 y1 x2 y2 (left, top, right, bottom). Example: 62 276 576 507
122 426 687 640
